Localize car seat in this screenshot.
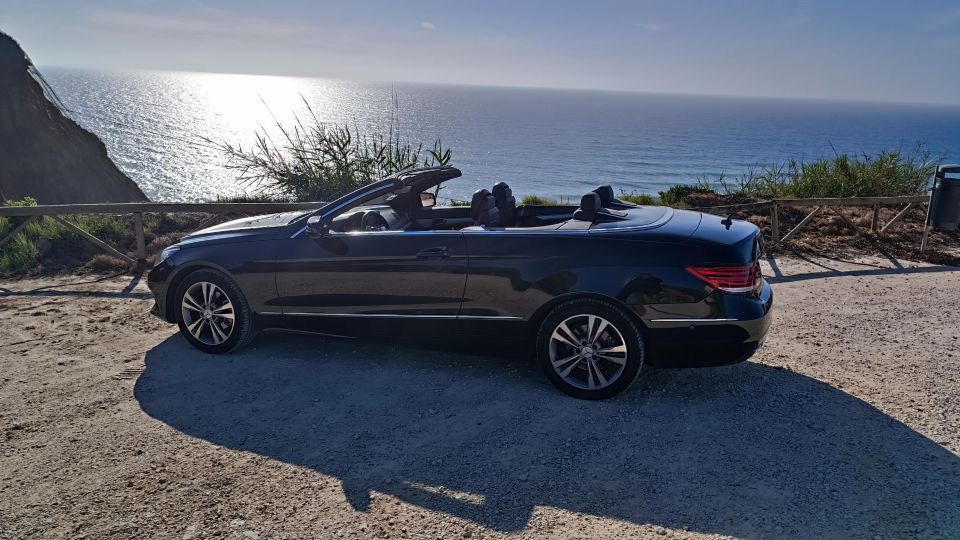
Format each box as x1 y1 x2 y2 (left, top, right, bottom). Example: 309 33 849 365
573 192 628 223
492 182 517 226
469 188 501 227
593 185 638 210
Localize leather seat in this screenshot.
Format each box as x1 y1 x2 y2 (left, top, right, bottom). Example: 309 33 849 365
573 192 627 223
593 185 638 210
469 188 500 227
492 182 517 226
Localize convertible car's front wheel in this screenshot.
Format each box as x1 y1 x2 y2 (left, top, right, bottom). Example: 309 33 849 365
175 269 256 354
536 298 644 400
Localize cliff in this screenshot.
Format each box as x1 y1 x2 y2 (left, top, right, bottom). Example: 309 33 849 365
0 31 148 204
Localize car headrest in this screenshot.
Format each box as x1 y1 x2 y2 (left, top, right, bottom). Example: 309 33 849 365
594 185 615 205
574 191 627 223
470 188 493 220
468 190 499 227
580 192 601 213
492 182 513 203
593 184 638 209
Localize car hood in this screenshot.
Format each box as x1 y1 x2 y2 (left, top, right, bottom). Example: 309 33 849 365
183 211 307 240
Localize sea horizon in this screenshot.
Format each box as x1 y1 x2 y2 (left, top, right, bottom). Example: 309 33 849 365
40 65 960 109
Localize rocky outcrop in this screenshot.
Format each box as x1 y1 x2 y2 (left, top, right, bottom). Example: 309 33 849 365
0 31 148 204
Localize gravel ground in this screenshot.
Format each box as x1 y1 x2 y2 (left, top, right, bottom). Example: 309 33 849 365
1 255 959 540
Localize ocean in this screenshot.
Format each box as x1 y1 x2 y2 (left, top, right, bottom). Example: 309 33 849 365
41 68 960 203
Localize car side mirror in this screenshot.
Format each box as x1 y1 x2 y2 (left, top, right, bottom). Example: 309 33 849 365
306 215 330 238
420 192 437 208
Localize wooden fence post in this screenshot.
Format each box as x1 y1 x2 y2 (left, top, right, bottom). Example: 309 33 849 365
133 212 146 262
871 205 880 233
770 203 780 242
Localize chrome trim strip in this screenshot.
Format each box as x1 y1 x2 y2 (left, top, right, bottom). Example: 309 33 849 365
260 312 521 320
648 317 738 323
284 312 457 319
289 226 307 239
457 315 523 321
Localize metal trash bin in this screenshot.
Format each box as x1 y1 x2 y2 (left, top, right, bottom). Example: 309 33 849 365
929 165 960 230
921 165 960 251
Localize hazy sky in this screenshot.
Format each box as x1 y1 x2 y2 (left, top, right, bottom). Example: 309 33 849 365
2 0 959 104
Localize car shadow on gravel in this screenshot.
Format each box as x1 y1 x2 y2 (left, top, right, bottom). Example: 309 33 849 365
136 333 960 538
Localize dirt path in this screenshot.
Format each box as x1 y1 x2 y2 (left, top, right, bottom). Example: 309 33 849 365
1 256 959 540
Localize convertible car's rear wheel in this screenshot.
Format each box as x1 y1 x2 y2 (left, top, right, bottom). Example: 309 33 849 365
536 298 644 400
175 269 256 354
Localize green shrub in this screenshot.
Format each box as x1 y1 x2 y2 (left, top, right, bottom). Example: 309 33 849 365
520 194 560 206
0 233 39 273
618 191 660 206
791 149 935 198
1 197 41 273
707 147 940 200
657 184 703 206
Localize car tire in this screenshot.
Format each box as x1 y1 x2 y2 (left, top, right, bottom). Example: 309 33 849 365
536 298 644 400
174 269 256 354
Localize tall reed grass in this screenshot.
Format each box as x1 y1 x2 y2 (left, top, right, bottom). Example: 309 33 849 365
701 146 940 200
211 97 452 202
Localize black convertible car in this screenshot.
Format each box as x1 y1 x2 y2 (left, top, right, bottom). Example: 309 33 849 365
148 167 772 399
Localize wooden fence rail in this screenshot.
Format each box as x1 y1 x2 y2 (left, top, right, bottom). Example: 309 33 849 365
0 195 933 266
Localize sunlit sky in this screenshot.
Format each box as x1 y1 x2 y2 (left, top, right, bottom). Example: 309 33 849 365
2 0 959 105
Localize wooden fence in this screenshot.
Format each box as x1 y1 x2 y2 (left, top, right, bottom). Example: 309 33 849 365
0 202 325 266
0 195 932 266
697 195 930 243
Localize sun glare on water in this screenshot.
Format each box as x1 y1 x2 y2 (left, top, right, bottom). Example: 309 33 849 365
188 72 328 139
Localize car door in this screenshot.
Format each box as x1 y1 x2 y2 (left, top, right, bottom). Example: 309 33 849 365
274 229 468 318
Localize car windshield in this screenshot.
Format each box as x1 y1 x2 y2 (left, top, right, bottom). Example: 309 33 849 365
288 180 403 224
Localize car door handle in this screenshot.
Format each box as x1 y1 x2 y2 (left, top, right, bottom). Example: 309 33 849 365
416 247 450 259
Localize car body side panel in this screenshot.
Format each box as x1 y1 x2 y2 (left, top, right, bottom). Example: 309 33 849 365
273 231 468 316
460 230 712 321
148 236 281 320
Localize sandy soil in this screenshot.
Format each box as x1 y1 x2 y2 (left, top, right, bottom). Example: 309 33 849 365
1 255 959 540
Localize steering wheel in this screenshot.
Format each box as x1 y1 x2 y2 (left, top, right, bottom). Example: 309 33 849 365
342 211 367 232
362 211 389 232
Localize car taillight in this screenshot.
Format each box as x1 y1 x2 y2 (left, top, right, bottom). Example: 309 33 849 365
686 263 762 294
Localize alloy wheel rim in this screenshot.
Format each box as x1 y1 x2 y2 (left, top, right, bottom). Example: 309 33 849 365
181 282 235 346
548 314 628 390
